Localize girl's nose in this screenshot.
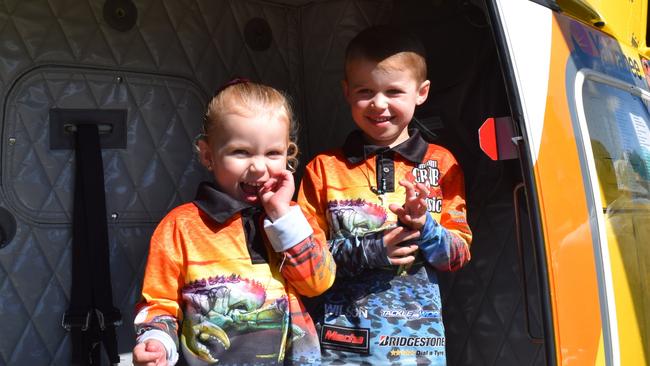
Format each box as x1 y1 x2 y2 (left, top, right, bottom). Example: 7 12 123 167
249 156 266 173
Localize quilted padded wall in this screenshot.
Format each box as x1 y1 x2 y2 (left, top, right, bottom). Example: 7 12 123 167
298 0 392 160
0 0 394 364
4 67 208 223
0 0 546 365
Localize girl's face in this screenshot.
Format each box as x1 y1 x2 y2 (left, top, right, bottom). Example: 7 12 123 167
198 109 289 205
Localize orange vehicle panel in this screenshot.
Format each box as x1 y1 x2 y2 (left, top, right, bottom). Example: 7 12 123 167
534 15 603 365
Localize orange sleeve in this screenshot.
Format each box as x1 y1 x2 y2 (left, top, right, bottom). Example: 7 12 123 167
134 212 184 332
297 157 329 233
439 154 473 248
278 204 336 297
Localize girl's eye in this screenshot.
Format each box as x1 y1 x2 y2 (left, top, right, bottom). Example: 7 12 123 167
356 89 372 95
232 149 249 156
266 150 284 157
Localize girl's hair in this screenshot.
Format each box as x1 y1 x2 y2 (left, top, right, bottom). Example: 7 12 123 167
200 80 299 171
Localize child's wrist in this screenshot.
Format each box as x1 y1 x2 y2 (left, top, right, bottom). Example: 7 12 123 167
263 206 313 252
396 217 425 231
136 329 178 364
266 204 290 221
416 213 437 245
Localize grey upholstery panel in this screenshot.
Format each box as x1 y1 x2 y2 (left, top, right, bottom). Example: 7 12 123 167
0 0 298 100
0 1 385 365
0 223 153 365
0 0 545 365
298 0 392 161
4 67 209 223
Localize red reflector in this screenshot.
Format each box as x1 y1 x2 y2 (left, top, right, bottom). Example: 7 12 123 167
479 117 498 160
479 117 518 161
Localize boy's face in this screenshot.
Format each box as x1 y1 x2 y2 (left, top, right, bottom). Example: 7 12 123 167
197 109 289 205
343 56 430 147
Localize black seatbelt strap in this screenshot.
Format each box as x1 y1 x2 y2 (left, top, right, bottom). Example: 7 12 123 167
63 124 121 365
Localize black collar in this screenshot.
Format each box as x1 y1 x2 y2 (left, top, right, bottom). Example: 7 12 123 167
193 182 259 224
342 127 428 164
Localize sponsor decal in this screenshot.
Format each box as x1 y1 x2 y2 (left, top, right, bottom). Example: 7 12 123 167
320 324 370 354
324 303 368 319
412 160 440 187
411 160 443 212
389 349 445 357
378 335 445 348
380 308 440 320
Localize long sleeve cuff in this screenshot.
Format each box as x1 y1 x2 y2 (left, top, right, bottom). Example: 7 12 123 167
368 232 391 268
418 213 455 267
330 231 390 277
418 213 442 245
263 205 313 252
136 329 179 365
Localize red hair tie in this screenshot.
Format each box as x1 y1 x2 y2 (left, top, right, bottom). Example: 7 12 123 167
215 77 250 95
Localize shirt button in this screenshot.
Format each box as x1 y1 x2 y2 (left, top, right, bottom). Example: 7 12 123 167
383 167 390 173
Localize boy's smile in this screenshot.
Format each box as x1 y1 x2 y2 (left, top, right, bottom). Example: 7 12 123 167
343 55 430 147
365 115 393 125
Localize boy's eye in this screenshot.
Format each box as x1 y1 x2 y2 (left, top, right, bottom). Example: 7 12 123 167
386 89 403 95
356 89 372 95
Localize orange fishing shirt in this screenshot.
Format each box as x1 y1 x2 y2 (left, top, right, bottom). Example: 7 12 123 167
297 129 471 365
135 182 335 365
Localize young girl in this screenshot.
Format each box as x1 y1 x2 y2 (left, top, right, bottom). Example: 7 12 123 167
132 80 335 366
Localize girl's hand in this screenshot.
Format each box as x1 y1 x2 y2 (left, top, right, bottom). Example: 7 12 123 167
382 225 420 265
389 180 429 231
132 339 167 366
259 169 294 221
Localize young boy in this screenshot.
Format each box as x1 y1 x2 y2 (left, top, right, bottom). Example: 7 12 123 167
297 25 472 365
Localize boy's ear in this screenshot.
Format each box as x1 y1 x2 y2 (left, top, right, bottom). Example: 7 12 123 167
196 139 213 170
341 79 350 99
416 80 431 105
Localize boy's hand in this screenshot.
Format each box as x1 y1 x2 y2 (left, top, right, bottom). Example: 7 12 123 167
389 180 429 231
259 170 294 221
383 225 420 265
133 339 167 366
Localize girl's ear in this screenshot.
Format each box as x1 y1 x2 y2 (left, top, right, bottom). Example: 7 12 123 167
286 141 298 173
196 138 213 170
416 80 431 105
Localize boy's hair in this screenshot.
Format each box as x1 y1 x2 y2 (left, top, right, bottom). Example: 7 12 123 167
202 80 299 171
344 25 427 82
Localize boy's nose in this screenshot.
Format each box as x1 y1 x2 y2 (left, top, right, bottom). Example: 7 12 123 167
370 94 388 109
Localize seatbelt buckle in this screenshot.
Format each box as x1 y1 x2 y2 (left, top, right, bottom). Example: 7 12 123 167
61 311 91 331
95 308 123 331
